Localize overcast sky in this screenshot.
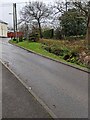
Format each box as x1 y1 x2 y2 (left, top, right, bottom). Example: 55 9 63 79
0 0 57 27
0 0 86 27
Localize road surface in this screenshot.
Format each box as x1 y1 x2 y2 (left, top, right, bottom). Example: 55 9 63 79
2 62 51 118
0 38 88 118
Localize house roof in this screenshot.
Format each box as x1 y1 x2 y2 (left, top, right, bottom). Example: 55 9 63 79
0 20 8 25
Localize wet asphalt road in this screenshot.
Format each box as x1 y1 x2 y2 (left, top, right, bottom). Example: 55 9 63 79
2 62 51 118
0 38 88 118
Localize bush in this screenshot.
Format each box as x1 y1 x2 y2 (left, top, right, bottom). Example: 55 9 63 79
42 44 69 57
63 54 70 60
43 46 52 53
50 47 60 56
42 29 54 39
29 33 39 42
54 28 63 40
51 48 64 56
13 38 17 41
19 36 23 42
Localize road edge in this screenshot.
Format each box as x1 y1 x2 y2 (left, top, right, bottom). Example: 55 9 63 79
1 60 57 119
9 42 90 73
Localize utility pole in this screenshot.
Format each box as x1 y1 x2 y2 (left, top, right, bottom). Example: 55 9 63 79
13 3 17 40
13 3 15 39
15 3 17 35
65 0 68 12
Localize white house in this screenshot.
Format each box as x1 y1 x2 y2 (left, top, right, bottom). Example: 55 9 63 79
0 20 8 37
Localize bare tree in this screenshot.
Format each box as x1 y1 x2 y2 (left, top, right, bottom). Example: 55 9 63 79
53 0 71 15
48 1 65 30
18 23 30 38
20 1 52 38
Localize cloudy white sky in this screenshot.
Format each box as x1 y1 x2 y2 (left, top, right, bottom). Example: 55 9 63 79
0 0 56 27
0 0 85 27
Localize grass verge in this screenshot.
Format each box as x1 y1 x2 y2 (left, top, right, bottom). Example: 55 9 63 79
9 40 89 72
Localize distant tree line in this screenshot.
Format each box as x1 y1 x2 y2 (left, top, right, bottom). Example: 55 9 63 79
19 0 90 43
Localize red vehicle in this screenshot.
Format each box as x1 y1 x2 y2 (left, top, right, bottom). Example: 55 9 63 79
7 32 24 38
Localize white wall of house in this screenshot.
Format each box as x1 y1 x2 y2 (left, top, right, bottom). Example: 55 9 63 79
0 22 8 37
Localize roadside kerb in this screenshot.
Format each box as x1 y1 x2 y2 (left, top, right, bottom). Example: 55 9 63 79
9 42 90 73
1 60 57 119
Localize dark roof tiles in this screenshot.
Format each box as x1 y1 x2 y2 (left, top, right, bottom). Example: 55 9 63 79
0 20 8 25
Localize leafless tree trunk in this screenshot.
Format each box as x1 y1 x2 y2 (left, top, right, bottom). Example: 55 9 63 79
37 18 42 38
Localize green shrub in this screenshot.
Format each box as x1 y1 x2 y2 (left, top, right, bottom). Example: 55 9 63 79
54 28 63 40
51 46 67 56
42 45 52 52
42 44 70 57
29 33 39 42
70 57 77 63
63 54 70 60
42 29 54 39
19 36 23 42
13 38 17 41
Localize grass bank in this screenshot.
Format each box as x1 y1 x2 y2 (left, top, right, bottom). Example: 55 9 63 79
9 40 64 61
9 39 89 71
